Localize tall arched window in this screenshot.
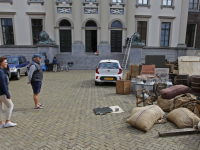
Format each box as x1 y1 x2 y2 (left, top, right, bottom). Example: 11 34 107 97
110 20 123 52
85 20 97 52
59 19 72 52
86 21 97 27
59 20 71 27
111 21 122 28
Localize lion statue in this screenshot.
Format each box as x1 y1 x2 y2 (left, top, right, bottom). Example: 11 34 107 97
39 31 55 45
131 32 142 45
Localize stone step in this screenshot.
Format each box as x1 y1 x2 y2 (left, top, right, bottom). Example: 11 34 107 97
56 54 124 70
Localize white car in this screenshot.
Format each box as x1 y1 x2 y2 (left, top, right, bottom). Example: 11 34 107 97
95 60 123 85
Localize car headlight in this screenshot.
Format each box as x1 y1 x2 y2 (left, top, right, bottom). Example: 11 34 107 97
11 67 17 72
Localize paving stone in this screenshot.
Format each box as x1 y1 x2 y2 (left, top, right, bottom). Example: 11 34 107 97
0 71 199 150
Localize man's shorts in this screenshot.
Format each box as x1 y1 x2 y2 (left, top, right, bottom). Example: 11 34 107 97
31 81 42 94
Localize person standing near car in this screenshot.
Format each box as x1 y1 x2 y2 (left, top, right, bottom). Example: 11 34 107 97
52 57 57 72
0 57 17 128
27 54 44 109
44 56 49 72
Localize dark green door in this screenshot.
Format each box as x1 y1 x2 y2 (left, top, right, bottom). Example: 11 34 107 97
111 30 122 52
85 30 97 52
60 30 72 52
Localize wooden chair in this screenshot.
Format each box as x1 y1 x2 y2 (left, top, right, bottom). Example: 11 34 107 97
136 89 153 107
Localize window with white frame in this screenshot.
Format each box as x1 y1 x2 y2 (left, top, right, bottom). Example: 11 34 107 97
138 0 148 4
160 22 171 47
163 0 172 6
1 18 14 45
186 24 196 47
112 0 122 2
31 19 43 45
189 0 199 10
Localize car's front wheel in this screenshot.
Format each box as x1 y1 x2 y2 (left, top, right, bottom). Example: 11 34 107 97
25 68 28 76
15 70 20 80
95 81 99 86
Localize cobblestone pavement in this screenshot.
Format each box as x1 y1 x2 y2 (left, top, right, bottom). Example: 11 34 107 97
0 70 200 150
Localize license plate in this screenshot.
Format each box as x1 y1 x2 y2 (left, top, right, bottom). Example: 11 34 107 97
105 78 113 80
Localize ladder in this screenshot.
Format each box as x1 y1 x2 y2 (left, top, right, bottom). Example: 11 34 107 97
122 36 133 70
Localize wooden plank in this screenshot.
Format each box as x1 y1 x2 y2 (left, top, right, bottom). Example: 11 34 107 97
158 128 198 137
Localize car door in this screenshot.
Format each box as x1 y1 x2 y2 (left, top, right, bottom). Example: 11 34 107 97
19 57 25 74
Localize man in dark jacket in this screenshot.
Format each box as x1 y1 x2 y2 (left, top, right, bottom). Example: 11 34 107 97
44 56 49 72
52 57 57 72
0 57 17 127
27 54 44 109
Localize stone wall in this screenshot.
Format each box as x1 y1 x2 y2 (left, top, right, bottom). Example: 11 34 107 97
186 49 200 56
0 46 38 62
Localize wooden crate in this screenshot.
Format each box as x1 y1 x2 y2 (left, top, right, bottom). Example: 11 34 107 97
130 65 139 77
116 80 130 95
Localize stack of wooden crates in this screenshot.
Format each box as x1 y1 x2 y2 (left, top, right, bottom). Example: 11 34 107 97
116 65 140 95
125 65 140 80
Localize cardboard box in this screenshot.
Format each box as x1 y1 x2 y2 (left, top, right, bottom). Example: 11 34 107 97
166 64 174 73
130 65 139 77
116 80 130 95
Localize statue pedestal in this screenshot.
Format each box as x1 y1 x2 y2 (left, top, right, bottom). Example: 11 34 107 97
129 45 144 65
37 45 59 65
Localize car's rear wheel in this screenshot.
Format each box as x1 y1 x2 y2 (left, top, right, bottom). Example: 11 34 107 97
25 68 28 76
15 70 20 80
95 81 99 86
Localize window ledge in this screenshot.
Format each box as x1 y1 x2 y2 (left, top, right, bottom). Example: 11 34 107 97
158 16 176 19
27 0 44 5
136 4 151 9
135 15 152 18
0 0 13 4
161 5 175 10
0 11 16 15
109 2 125 7
83 2 99 6
26 12 46 15
189 9 200 12
56 1 72 6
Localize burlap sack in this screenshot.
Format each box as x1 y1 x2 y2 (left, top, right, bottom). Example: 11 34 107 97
166 108 200 129
126 105 165 132
157 96 171 112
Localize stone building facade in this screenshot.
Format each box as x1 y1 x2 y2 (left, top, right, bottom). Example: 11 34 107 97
186 0 200 48
0 0 190 69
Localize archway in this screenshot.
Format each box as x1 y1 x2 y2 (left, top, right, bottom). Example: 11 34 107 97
85 20 97 52
110 20 123 52
59 19 72 52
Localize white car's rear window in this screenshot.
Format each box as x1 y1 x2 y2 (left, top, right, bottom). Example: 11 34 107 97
98 62 119 69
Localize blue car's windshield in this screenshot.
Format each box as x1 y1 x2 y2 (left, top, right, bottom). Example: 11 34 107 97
7 58 18 64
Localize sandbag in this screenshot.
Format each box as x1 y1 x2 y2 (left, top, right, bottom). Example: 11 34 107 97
160 85 191 99
157 96 171 112
170 93 200 117
166 108 200 129
126 105 165 132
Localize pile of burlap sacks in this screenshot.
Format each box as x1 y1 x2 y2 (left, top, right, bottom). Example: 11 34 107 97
126 85 200 132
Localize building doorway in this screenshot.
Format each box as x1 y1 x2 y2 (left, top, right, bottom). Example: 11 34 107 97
110 21 123 52
59 20 72 52
85 20 97 52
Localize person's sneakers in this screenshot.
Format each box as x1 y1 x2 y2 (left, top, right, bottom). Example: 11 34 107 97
0 123 4 128
4 122 17 128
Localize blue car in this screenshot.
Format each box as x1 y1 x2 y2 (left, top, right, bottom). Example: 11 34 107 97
7 56 29 80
